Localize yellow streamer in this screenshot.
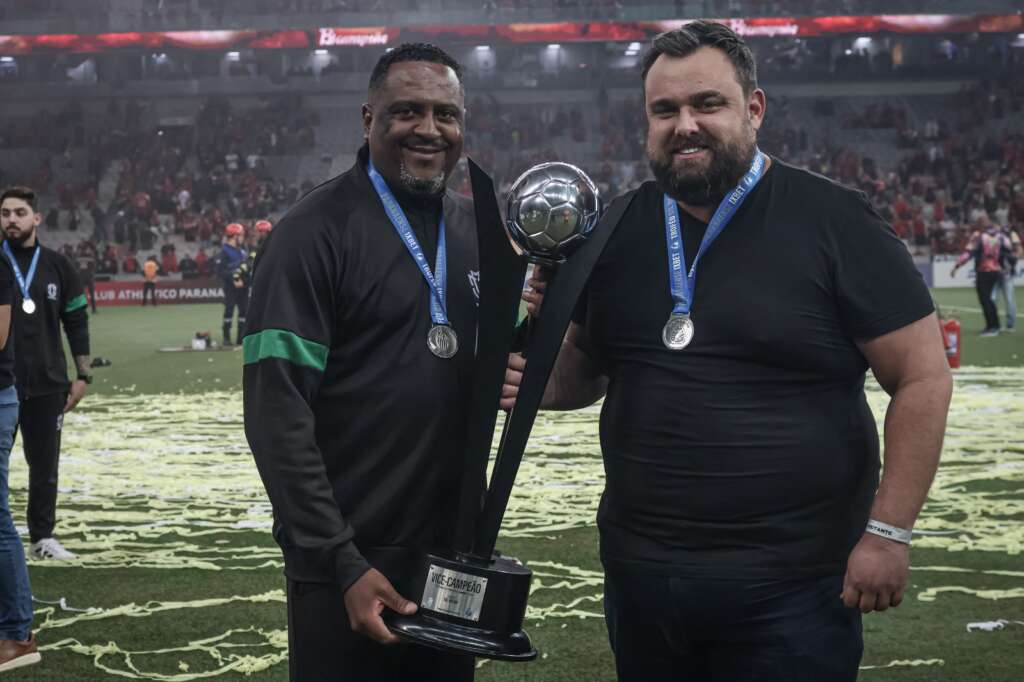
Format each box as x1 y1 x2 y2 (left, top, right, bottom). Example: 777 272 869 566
860 658 945 670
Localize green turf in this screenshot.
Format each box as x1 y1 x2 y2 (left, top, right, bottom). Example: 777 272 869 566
931 288 1023 367
74 290 1021 396
80 304 243 396
9 290 1023 680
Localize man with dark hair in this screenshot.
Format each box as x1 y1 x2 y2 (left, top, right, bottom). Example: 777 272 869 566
244 43 478 681
506 21 952 680
0 186 92 562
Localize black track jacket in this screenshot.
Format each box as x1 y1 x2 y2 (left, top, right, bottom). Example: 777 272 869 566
243 147 480 591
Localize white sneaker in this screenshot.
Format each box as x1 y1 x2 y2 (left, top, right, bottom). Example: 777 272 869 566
29 538 76 560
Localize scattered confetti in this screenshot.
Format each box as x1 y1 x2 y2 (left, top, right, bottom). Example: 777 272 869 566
8 367 1022 678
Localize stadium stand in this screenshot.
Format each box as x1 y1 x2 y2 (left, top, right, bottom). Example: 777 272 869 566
1 0 1020 33
0 6 1021 286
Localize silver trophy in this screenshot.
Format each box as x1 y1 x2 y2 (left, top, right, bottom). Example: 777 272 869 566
506 162 600 266
384 161 602 663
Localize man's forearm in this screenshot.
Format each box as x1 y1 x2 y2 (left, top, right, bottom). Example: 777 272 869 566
541 340 608 411
870 374 952 530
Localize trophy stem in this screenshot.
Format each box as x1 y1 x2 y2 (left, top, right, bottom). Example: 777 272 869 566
473 193 636 559
454 159 527 555
472 276 563 559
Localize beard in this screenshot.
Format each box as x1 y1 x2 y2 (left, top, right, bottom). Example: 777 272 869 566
4 227 33 246
399 161 446 196
649 125 756 207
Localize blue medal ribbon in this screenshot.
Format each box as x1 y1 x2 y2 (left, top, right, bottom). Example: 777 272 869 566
2 241 41 305
367 159 450 328
663 149 767 318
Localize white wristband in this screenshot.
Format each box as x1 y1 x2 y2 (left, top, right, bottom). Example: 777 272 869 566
866 519 913 545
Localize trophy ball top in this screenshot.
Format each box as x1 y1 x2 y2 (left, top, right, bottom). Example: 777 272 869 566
506 162 600 265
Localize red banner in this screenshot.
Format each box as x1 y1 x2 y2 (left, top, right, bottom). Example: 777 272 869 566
0 14 1021 55
93 279 225 306
0 29 310 55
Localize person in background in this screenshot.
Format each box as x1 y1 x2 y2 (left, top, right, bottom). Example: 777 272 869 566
75 241 98 314
1 186 92 562
0 228 39 671
253 219 273 250
217 223 247 346
990 222 1021 332
233 220 273 294
952 213 1012 336
122 251 139 275
195 248 210 277
142 256 158 307
179 252 198 280
88 201 107 244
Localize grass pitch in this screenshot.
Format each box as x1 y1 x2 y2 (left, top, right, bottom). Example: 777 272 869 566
7 289 1024 680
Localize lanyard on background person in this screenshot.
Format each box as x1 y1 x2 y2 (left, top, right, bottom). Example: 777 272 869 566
661 149 767 350
2 241 41 315
366 158 457 359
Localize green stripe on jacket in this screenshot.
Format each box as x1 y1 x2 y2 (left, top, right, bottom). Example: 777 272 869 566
242 329 328 371
64 294 88 313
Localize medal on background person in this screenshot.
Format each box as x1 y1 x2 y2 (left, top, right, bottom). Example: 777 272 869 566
366 158 458 359
2 241 41 316
662 149 767 350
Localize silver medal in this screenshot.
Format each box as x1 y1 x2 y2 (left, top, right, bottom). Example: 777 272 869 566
427 324 458 359
662 314 694 350
21 299 36 315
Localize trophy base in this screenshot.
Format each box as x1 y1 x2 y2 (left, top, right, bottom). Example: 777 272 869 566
383 551 538 662
385 612 537 661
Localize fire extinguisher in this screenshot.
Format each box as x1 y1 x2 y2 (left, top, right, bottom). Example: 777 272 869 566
942 318 961 369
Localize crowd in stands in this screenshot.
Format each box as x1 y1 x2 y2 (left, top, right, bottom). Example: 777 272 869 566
2 75 1022 284
0 95 309 282
791 80 1024 255
470 79 1024 257
461 81 1023 262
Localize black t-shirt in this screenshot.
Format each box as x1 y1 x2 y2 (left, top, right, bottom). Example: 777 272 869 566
576 160 934 579
0 258 15 391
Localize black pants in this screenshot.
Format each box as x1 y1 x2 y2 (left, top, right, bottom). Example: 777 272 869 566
603 567 862 682
142 281 157 306
286 579 475 682
975 270 1000 331
223 286 248 344
16 392 66 543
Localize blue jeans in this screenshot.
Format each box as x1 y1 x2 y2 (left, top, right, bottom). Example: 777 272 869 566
0 385 31 640
991 270 1016 330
